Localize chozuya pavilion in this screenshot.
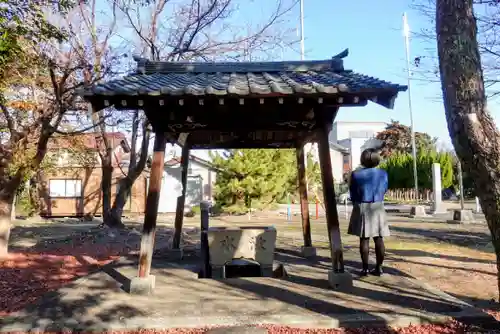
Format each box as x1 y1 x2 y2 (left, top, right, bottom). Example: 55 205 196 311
78 49 407 293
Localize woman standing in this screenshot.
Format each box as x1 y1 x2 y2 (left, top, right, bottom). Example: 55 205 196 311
347 148 389 276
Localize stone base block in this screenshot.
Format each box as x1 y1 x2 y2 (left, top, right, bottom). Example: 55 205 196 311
129 275 155 295
454 209 474 221
410 205 427 218
447 209 482 224
328 270 353 290
300 246 317 258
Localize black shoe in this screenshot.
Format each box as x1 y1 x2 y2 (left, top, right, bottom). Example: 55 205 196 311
359 269 369 276
370 267 383 276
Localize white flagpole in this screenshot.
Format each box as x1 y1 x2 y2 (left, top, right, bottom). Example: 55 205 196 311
300 0 311 195
403 12 419 204
300 0 305 60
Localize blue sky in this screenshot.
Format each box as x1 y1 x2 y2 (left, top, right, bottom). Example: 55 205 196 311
103 0 498 157
291 0 499 149
190 0 495 158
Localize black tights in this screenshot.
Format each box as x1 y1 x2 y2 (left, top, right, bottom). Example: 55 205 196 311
359 237 385 271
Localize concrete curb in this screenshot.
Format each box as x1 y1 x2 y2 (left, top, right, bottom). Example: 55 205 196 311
2 250 497 332
446 219 486 225
0 309 496 332
0 266 495 332
389 216 486 224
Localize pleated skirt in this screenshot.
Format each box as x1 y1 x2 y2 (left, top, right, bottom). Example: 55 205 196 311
347 202 390 238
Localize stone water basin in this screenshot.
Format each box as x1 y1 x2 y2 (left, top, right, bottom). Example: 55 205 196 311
206 226 277 278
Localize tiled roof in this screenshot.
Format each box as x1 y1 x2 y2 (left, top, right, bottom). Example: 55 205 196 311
79 49 407 108
330 142 349 153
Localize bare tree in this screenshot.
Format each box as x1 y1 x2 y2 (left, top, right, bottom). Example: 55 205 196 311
108 110 151 226
115 0 299 61
93 0 299 227
436 0 500 299
412 0 500 97
63 0 129 227
0 2 119 256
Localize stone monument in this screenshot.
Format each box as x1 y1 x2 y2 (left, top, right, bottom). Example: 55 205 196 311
207 226 277 278
431 163 446 214
410 205 427 217
447 162 483 224
448 209 475 224
474 196 483 214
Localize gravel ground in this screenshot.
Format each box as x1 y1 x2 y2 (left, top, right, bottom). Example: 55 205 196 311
1 223 499 333
6 322 496 333
0 224 197 316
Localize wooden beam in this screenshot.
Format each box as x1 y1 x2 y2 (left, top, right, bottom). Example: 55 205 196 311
199 201 211 278
317 123 345 273
182 131 318 149
188 141 298 149
172 144 190 249
163 121 317 133
138 132 167 278
99 94 371 113
296 145 312 247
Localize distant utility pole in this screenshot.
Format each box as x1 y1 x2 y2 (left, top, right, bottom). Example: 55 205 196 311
457 160 465 210
300 0 305 60
300 0 311 186
403 12 419 204
299 1 319 192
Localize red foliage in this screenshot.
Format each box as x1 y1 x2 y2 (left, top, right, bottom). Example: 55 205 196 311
1 234 498 333
0 241 129 316
13 322 494 334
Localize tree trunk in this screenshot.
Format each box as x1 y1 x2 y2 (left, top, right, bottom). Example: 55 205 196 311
0 176 20 258
296 145 312 248
108 116 151 227
29 175 40 215
109 177 131 227
0 193 14 258
10 194 16 221
173 143 190 249
101 155 115 226
436 0 500 300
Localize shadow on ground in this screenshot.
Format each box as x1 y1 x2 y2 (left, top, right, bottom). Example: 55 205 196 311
108 254 409 331
2 220 175 320
389 225 493 253
262 248 498 330
0 271 146 331
1 220 159 331
1 219 499 332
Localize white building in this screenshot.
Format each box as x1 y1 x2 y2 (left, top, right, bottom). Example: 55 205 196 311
156 154 217 213
328 142 350 183
328 121 386 181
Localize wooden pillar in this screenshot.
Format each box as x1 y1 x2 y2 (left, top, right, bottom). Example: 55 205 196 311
317 124 345 273
173 144 190 249
296 145 312 247
199 201 211 278
138 132 167 278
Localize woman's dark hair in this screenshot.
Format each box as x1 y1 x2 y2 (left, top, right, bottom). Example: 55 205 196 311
360 148 381 168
